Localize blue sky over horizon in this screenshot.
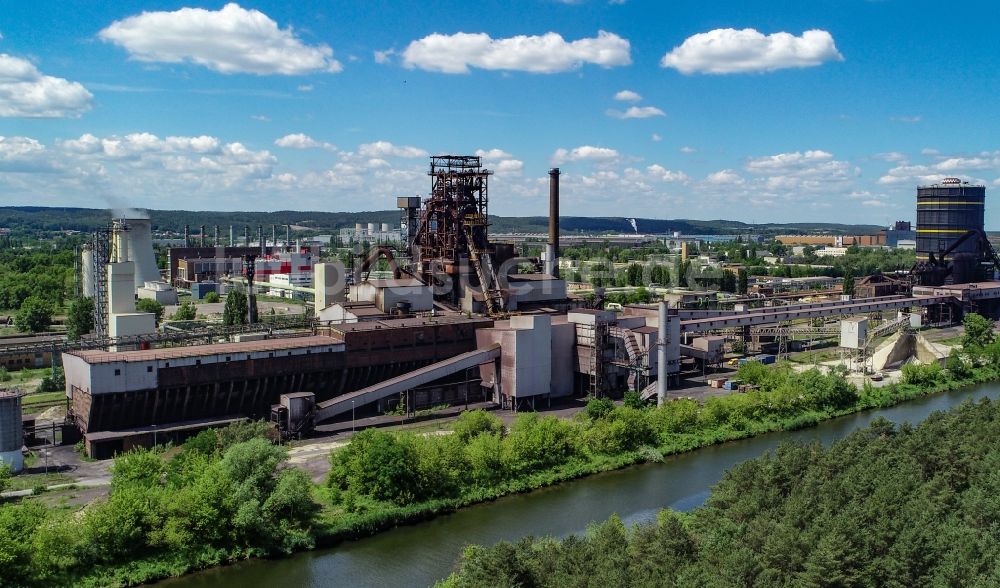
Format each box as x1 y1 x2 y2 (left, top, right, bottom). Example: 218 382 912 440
1 1 999 226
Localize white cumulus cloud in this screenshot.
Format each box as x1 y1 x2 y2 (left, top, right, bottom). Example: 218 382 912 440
274 133 334 150
400 30 630 74
661 28 843 74
606 105 665 119
552 145 620 165
475 148 522 174
99 3 342 75
358 141 428 159
614 89 641 102
0 54 92 117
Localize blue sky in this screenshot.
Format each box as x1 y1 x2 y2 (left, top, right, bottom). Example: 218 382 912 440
1 0 999 225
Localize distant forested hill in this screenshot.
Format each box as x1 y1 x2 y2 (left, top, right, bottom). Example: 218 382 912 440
0 206 883 236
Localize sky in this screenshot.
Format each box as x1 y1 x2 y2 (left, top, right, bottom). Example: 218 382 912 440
1 0 1000 225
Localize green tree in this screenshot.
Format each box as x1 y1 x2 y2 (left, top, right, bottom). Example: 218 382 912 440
14 296 52 333
172 301 197 321
719 270 737 293
203 291 221 303
65 297 94 341
0 463 10 493
737 269 748 295
945 349 969 379
328 429 422 504
961 312 994 349
135 298 165 326
223 290 249 326
842 269 855 297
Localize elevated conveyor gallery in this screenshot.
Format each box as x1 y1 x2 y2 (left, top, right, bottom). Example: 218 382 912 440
679 295 956 333
315 343 502 422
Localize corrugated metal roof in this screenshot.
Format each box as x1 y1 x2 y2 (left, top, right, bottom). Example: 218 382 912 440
68 335 343 364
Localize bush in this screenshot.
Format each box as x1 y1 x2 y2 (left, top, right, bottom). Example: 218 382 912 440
946 349 970 379
586 397 615 420
453 410 504 442
37 367 65 393
465 432 506 485
203 291 221 303
902 362 944 387
503 414 578 474
623 391 645 410
328 429 423 505
135 298 165 326
0 463 11 493
172 301 198 321
585 406 657 454
0 366 10 382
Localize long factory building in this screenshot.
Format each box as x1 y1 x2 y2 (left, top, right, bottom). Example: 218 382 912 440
63 288 978 457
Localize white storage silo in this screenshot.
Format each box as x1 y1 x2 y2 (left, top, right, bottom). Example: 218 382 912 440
367 222 377 234
380 223 390 232
81 246 96 298
123 217 160 290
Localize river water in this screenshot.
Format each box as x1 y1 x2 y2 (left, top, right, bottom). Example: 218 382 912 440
161 383 1000 588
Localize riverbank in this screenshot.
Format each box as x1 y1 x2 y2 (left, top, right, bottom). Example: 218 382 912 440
439 397 1000 587
309 362 999 549
16 357 1000 588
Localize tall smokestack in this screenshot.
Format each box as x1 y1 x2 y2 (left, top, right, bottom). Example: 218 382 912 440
286 224 291 250
657 301 668 406
271 224 277 249
199 225 206 247
257 225 264 257
214 225 220 247
184 224 190 247
547 168 560 277
229 225 234 247
243 225 249 248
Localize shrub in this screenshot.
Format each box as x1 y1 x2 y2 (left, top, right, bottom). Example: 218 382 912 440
465 432 506 485
172 301 198 321
203 291 221 303
902 362 944 387
586 397 615 420
135 298 165 326
328 429 423 504
503 414 578 474
623 391 645 410
453 410 504 442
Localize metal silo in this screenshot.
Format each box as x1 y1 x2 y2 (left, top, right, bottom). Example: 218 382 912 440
916 178 986 261
81 245 96 298
0 391 23 473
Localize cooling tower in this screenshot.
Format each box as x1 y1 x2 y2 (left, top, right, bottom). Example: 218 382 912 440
124 217 160 289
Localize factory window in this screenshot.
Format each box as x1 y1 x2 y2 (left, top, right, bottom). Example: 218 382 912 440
147 366 153 373
269 353 274 358
226 356 231 362
114 369 121 376
165 362 170 367
196 360 202 366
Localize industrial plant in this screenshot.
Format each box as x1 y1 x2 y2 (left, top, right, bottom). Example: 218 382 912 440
2 164 1000 463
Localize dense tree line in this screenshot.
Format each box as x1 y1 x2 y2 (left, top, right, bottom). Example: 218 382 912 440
0 247 76 312
440 399 1000 587
0 422 315 588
